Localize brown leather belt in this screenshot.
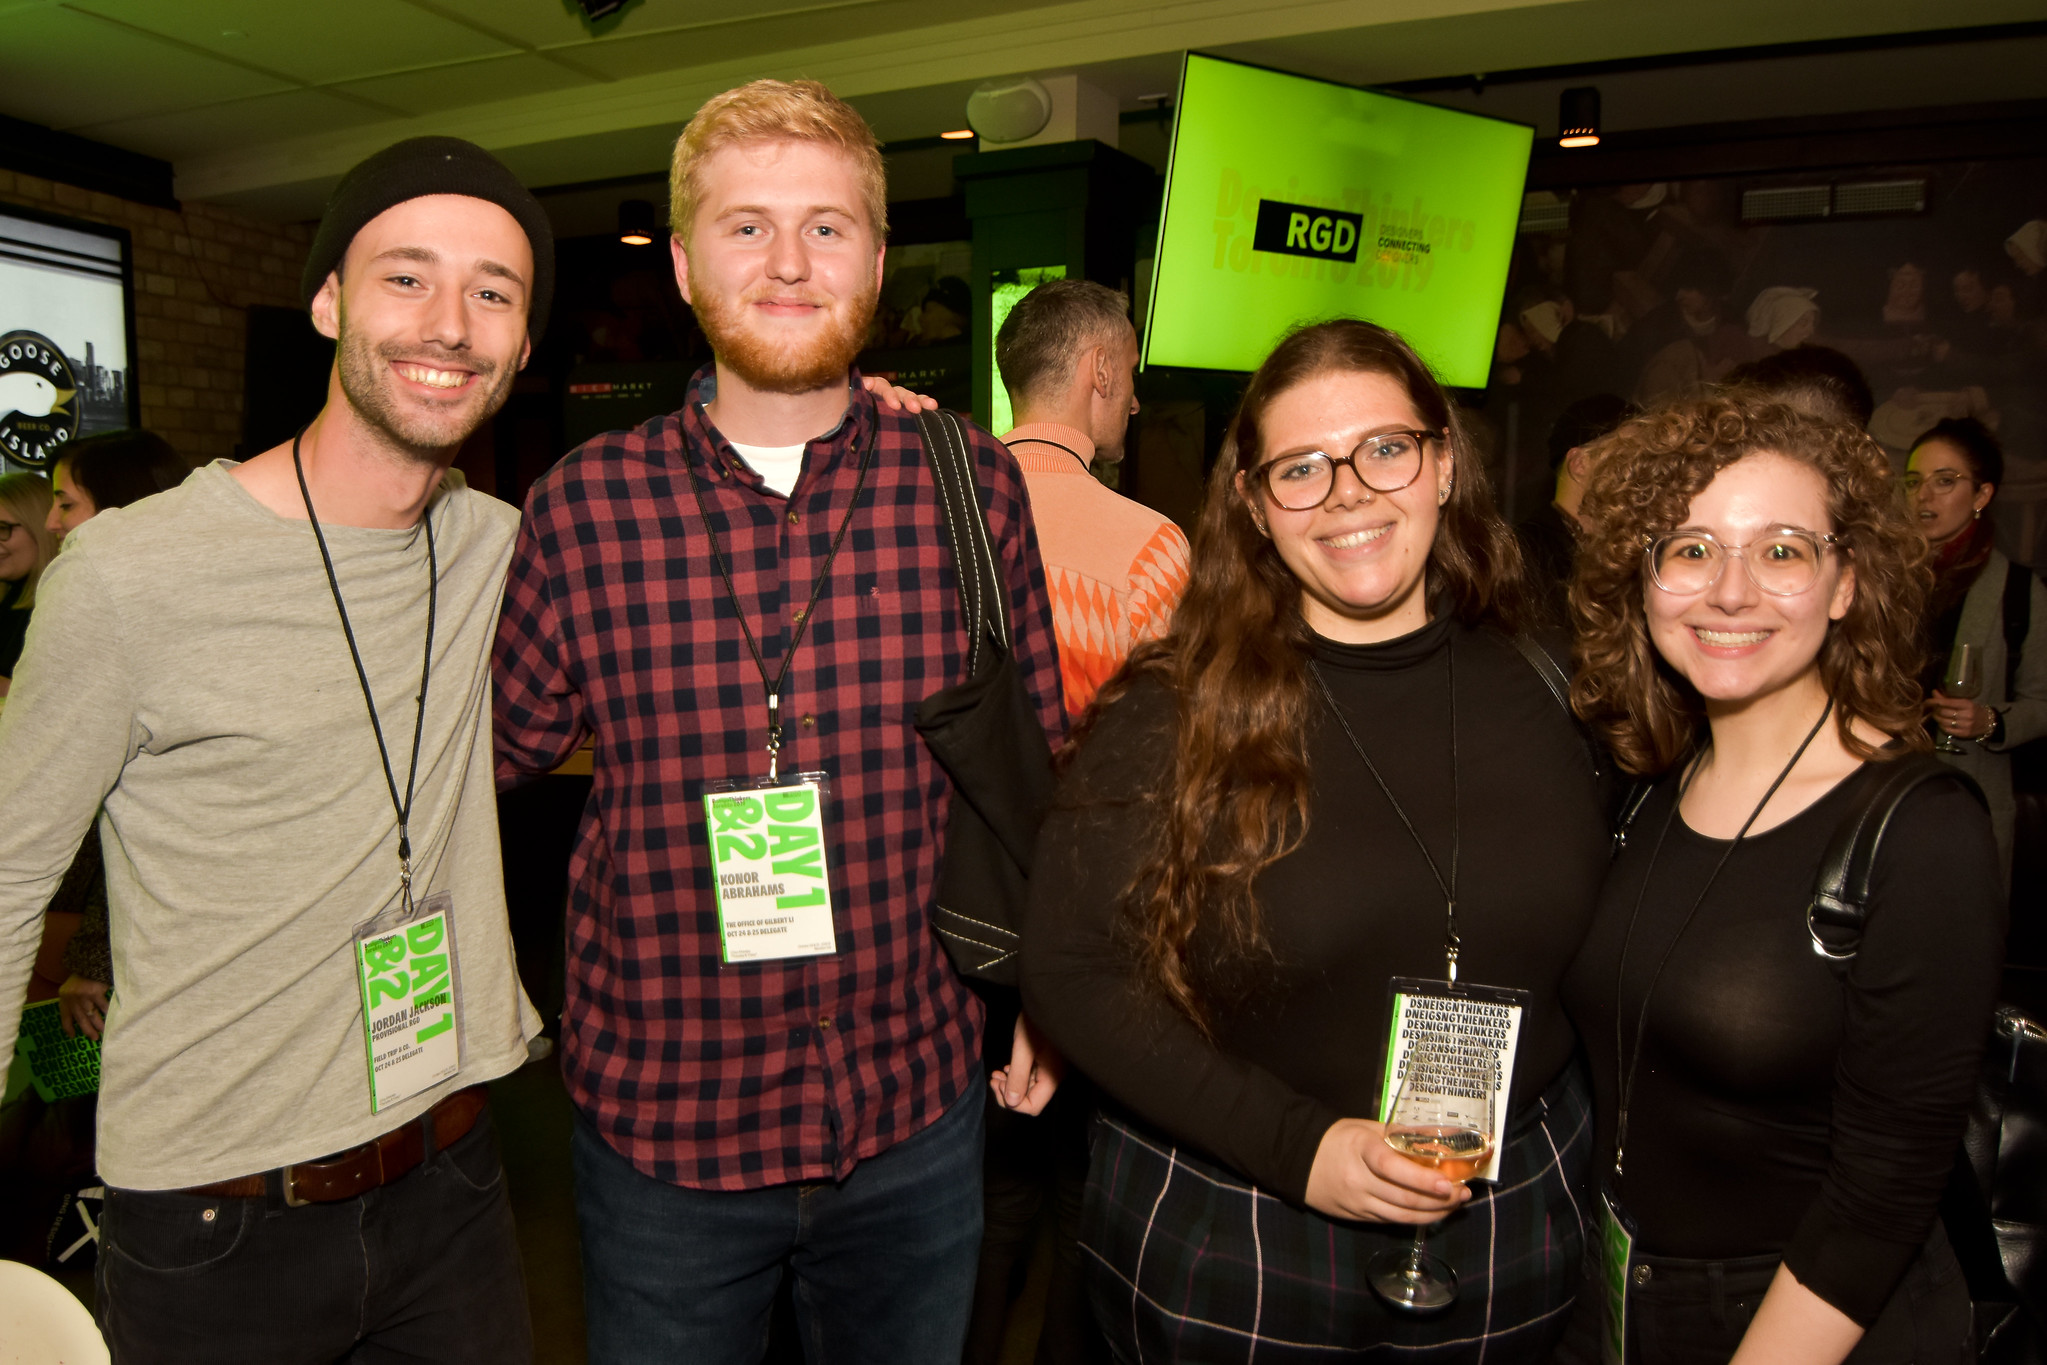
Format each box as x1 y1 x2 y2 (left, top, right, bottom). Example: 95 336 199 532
185 1085 489 1207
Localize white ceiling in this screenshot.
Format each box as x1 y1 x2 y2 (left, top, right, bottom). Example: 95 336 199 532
2 0 2044 221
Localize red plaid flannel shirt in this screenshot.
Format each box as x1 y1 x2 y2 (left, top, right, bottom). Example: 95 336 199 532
493 368 1066 1189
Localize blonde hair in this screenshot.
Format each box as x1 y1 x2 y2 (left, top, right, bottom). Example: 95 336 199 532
0 471 58 609
669 79 888 241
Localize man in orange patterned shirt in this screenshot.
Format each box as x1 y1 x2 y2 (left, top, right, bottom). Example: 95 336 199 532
996 280 1190 719
964 280 1191 1365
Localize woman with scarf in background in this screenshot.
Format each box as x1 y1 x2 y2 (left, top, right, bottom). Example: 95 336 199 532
1907 416 2047 880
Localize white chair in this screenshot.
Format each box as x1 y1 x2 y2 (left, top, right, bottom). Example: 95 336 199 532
0 1258 109 1365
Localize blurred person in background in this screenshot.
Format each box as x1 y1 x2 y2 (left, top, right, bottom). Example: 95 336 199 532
1515 392 1635 625
1746 286 1821 354
1905 416 2047 879
0 471 57 694
965 277 1189 1365
45 429 190 545
1724 345 1876 431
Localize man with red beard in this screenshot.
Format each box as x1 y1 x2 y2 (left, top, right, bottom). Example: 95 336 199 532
492 80 1066 1362
0 137 552 1360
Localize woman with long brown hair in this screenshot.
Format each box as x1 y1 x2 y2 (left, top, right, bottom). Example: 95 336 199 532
1558 395 2000 1363
1022 320 1609 1361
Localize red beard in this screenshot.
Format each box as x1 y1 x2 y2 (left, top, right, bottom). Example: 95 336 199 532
689 273 876 395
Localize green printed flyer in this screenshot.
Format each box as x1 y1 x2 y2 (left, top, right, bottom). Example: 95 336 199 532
16 998 101 1102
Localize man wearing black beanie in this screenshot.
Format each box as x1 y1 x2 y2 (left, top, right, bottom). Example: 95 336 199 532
0 136 551 1362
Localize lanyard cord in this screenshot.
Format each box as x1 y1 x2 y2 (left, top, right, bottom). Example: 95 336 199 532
291 428 438 909
682 413 876 780
1609 697 1833 1179
1004 436 1088 469
1309 641 1463 981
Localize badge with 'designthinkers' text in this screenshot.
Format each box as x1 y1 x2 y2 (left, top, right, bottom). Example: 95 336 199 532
0 331 80 470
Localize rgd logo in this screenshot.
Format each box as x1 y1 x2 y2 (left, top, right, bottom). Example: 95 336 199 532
1252 199 1362 263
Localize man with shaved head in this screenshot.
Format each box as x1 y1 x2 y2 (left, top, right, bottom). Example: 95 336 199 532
0 136 554 1362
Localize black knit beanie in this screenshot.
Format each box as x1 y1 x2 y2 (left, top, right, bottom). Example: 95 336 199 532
300 136 554 341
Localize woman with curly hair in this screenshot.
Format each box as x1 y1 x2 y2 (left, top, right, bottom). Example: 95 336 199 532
1022 320 1609 1361
1557 395 2002 1364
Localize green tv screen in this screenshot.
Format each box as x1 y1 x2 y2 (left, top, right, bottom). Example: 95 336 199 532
1144 54 1532 387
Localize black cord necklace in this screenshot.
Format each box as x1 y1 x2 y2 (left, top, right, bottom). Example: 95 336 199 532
1004 436 1088 468
1309 639 1464 981
681 408 875 780
1609 697 1834 1179
291 428 438 910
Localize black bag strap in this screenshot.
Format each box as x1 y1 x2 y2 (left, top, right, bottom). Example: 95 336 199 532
914 409 1011 672
2002 561 2035 699
1506 631 1606 782
1509 632 1571 712
1807 753 1987 964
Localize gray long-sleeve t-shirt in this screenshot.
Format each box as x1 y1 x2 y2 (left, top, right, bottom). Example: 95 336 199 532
0 461 540 1189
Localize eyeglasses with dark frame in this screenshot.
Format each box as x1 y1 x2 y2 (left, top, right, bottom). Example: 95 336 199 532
1642 526 1843 597
1250 428 1448 511
0 520 22 542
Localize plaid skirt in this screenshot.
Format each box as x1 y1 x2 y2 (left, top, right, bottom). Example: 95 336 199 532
1080 1059 1593 1364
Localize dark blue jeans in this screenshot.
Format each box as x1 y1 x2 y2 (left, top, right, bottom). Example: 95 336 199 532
573 1091 984 1365
95 1105 531 1364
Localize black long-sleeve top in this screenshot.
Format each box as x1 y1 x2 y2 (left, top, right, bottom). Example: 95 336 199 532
1021 617 1608 1205
1562 767 2003 1325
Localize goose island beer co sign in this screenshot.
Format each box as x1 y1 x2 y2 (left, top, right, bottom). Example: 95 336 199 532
0 331 81 470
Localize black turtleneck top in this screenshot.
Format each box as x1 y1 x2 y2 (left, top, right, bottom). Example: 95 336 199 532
1021 617 1608 1205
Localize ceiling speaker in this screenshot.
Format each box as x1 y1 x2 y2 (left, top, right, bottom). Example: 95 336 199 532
966 79 1053 145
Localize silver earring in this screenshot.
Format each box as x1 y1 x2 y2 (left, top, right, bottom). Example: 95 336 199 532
1975 508 1983 520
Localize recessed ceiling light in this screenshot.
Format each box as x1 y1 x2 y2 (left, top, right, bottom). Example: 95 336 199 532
939 129 976 140
618 198 658 246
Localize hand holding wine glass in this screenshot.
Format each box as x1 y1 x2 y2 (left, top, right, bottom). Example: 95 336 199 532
1367 1044 1498 1312
1932 644 1983 753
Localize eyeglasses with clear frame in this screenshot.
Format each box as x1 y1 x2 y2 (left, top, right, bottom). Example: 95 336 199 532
1900 471 1972 496
1643 527 1842 597
1251 428 1447 511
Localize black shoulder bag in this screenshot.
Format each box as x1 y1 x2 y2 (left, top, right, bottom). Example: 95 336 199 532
1799 754 2042 1364
910 409 1056 986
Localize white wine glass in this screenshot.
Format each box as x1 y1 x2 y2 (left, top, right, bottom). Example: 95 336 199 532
1367 1044 1497 1312
1935 644 1983 754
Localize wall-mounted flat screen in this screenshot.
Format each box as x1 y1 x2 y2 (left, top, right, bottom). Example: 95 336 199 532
1144 53 1532 386
0 204 139 474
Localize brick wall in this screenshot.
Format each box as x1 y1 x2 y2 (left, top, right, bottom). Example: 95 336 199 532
0 169 312 466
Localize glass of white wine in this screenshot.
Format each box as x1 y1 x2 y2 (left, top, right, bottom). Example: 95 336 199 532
1935 643 1983 754
1367 1046 1497 1312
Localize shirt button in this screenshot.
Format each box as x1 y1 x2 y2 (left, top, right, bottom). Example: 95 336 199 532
801 715 816 729
788 509 801 525
1632 1264 1653 1285
818 1016 832 1031
201 1208 217 1223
